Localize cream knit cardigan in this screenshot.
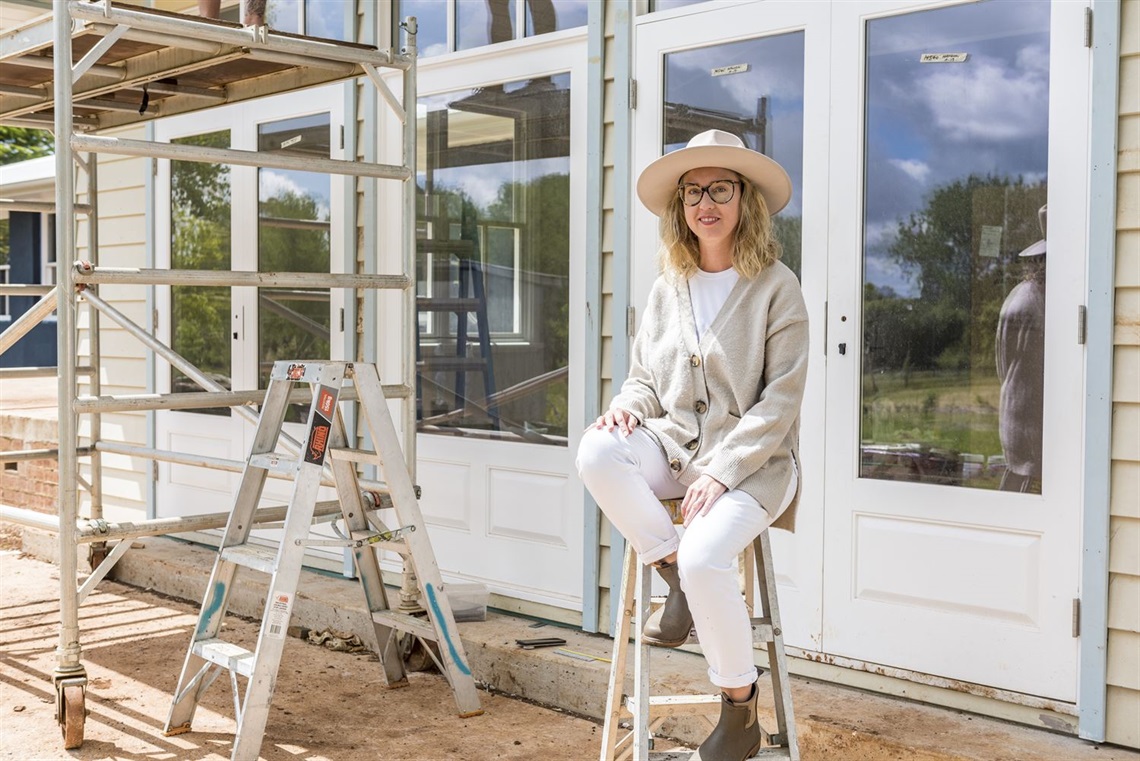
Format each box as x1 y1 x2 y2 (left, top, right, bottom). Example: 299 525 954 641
609 260 809 531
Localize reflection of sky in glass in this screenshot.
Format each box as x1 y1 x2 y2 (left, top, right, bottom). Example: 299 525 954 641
664 33 805 218
266 0 301 33
457 0 513 50
401 0 448 56
527 0 588 35
305 0 347 40
864 1 1050 296
259 170 330 221
652 0 707 11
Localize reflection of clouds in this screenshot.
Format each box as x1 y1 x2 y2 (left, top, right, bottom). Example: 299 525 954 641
915 48 1048 142
260 170 330 220
888 158 931 184
865 249 919 299
431 157 569 210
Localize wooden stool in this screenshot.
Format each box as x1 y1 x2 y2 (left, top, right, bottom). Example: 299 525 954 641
599 502 799 761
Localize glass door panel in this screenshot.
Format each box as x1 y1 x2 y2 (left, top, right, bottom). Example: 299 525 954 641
860 2 1050 494
257 113 332 421
416 74 572 444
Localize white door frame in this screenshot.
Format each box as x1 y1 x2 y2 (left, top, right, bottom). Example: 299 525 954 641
822 0 1088 701
633 0 831 652
377 31 589 613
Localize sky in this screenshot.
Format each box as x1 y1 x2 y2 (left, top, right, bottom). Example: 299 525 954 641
863 1 1051 297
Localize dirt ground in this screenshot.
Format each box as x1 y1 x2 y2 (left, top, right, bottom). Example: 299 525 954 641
0 536 630 761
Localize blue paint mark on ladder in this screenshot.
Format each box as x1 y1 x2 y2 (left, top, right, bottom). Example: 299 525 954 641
197 581 225 636
425 583 472 676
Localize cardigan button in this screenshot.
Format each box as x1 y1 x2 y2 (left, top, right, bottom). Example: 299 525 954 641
669 458 682 472
689 354 701 367
685 439 698 451
695 400 707 414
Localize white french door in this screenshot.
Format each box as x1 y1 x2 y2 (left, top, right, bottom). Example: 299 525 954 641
378 35 589 612
155 87 347 563
635 0 1088 701
822 0 1087 700
634 0 832 651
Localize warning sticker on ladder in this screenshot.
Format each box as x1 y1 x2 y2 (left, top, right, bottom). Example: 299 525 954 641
304 385 338 466
267 593 294 639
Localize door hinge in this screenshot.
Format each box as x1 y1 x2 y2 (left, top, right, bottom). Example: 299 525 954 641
339 124 345 150
629 78 637 110
339 307 345 332
151 157 158 177
626 305 636 337
152 308 159 332
1084 7 1093 48
1077 304 1087 345
152 460 159 481
1072 598 1081 638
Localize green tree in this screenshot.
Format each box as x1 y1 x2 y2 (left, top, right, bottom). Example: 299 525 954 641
0 128 53 165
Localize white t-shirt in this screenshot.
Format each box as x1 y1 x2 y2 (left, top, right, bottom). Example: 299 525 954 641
688 267 739 341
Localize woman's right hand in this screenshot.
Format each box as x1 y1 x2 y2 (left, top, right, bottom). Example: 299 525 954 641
593 408 640 436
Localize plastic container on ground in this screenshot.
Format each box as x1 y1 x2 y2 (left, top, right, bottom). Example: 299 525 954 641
446 582 488 622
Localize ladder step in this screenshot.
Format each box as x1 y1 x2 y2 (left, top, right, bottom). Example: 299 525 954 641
624 694 721 718
416 297 482 312
329 447 381 466
192 638 255 678
249 452 298 474
220 543 278 574
647 749 792 760
372 609 437 641
416 357 488 372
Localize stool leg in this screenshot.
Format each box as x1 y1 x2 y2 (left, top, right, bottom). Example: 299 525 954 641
633 556 652 760
755 531 800 761
601 545 638 761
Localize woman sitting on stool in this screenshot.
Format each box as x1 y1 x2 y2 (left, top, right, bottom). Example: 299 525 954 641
576 129 809 761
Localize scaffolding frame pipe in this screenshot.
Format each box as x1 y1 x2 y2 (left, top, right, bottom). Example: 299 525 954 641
0 287 57 357
0 447 92 464
0 365 93 379
0 284 54 296
73 383 409 413
68 1 410 70
74 265 412 290
71 134 413 180
1 199 91 214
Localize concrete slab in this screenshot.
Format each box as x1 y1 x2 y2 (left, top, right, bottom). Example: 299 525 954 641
17 529 1140 761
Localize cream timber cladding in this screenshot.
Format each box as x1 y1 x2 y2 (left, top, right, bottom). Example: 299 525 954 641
76 129 150 521
1108 0 1140 748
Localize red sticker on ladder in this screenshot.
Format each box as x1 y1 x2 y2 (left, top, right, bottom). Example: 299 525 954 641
318 388 336 417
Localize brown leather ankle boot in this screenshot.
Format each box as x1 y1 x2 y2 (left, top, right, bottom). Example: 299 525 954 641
691 681 764 761
641 560 693 648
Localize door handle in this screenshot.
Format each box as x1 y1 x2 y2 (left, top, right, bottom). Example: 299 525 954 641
838 343 847 355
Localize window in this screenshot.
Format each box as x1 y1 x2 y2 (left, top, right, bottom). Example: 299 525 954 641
215 0 349 40
0 213 9 318
396 0 588 57
416 74 572 443
40 213 55 286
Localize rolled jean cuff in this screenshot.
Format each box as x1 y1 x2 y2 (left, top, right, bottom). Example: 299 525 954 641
709 665 759 690
637 534 680 566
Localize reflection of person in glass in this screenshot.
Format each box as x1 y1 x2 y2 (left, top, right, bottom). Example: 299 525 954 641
576 131 808 761
487 0 555 42
995 204 1046 493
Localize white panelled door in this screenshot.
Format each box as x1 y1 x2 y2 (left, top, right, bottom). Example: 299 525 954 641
634 0 831 651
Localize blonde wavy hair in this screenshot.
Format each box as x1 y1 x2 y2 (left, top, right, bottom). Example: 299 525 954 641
658 173 782 281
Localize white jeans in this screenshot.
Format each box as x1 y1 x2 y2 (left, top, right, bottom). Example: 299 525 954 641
576 426 796 690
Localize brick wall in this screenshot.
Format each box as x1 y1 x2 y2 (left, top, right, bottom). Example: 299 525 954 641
0 417 59 514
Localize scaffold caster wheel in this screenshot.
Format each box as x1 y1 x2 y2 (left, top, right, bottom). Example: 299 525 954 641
61 683 85 749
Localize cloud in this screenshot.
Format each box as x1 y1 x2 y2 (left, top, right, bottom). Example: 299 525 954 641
888 158 931 184
915 48 1048 142
260 170 330 221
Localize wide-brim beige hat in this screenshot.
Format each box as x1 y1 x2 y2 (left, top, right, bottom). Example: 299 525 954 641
636 129 792 217
1017 204 1047 257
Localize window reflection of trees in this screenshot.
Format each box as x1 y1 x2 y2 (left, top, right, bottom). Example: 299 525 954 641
171 131 231 414
416 78 571 444
861 177 1047 490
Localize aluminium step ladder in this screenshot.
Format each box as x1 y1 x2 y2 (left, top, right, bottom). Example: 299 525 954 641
163 360 482 761
600 504 799 761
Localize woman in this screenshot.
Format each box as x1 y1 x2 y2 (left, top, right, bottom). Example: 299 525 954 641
576 129 808 761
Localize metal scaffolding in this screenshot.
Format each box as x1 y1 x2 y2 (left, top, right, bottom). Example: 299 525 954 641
0 1 419 749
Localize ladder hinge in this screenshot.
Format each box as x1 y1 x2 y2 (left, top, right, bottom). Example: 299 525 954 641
1072 598 1081 638
1077 304 1087 345
629 78 637 110
1084 7 1093 48
626 306 636 337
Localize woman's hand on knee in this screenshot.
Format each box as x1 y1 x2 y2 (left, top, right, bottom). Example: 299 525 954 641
593 408 639 436
681 475 727 527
